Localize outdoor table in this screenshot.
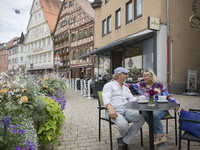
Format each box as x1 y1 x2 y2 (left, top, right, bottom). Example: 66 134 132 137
124 101 178 150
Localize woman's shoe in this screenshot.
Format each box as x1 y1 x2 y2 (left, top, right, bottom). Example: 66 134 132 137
153 134 166 145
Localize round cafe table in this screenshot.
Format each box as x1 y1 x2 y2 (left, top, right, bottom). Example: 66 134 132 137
124 101 178 150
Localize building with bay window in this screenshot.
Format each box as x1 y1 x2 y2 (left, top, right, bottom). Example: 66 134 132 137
53 0 94 78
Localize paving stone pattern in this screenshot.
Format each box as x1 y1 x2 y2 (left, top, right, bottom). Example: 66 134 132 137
56 90 200 150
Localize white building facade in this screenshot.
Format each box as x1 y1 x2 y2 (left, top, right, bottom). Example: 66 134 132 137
7 34 27 73
24 0 61 73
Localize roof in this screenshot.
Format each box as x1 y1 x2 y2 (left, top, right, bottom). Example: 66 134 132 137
77 0 94 19
91 0 102 9
78 29 155 59
39 0 62 33
5 37 18 49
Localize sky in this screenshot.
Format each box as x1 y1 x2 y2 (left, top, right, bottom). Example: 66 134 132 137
0 0 32 43
0 0 94 44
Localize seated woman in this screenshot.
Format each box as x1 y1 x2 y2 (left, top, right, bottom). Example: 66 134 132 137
127 68 180 150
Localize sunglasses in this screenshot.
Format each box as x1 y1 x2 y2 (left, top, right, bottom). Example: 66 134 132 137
142 69 152 75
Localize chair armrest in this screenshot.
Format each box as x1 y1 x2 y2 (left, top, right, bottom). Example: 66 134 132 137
97 106 107 110
179 117 200 124
189 109 200 112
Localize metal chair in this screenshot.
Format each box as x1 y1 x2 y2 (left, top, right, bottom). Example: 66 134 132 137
97 91 143 150
179 109 200 150
97 91 114 150
161 110 178 146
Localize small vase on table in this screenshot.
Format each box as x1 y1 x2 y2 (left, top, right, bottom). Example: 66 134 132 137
148 95 155 106
148 89 156 106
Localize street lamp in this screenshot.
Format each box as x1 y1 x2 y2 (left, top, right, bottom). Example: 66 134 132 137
0 5 20 14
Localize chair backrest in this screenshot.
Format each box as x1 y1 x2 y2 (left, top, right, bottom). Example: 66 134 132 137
97 91 104 107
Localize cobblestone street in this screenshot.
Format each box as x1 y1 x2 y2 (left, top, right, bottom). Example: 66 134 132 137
57 89 200 150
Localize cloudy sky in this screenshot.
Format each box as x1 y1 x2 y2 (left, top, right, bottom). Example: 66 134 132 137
0 0 32 43
0 0 94 43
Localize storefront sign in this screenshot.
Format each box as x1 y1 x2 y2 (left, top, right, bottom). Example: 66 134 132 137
187 68 197 90
148 16 160 31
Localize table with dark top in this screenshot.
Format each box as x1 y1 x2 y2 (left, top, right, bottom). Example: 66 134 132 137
124 101 178 150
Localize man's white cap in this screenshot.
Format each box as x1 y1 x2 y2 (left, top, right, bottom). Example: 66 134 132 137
114 67 129 74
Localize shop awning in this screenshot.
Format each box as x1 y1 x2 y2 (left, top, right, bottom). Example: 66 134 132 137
77 29 155 59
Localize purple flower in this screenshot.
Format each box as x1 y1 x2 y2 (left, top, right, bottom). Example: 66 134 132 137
11 129 17 133
11 124 19 129
16 146 21 150
18 129 24 134
27 145 34 150
148 89 155 96
144 93 150 97
22 146 28 150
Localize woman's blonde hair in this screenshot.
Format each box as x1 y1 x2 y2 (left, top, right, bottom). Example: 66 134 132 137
142 68 158 83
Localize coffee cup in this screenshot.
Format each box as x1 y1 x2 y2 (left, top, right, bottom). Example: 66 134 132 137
158 96 167 101
139 96 147 102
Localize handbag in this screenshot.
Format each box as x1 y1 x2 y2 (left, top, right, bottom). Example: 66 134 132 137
179 109 200 138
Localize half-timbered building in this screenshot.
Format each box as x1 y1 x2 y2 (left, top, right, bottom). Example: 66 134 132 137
53 0 94 78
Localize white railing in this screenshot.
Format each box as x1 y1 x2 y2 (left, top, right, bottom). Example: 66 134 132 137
80 79 84 95
86 79 92 99
75 78 80 90
83 79 87 96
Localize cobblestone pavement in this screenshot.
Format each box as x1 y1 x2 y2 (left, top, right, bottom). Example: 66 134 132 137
57 89 200 150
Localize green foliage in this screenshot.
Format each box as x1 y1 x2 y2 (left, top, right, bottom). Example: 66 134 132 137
0 125 26 150
40 74 67 96
32 96 48 126
38 97 65 146
129 67 142 81
0 115 38 150
20 76 41 100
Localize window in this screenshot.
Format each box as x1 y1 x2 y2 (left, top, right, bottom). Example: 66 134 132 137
115 8 121 29
78 31 82 39
73 51 76 59
69 17 76 24
61 20 67 27
64 2 68 8
71 33 76 41
84 29 89 37
21 57 23 61
102 16 112 36
39 54 42 63
43 53 47 63
89 27 94 36
35 55 38 64
43 39 46 46
69 1 73 7
134 0 142 19
102 19 107 36
65 33 69 41
48 52 51 62
126 1 133 24
107 15 111 34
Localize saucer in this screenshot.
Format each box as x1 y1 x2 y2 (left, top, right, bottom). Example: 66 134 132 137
138 101 148 103
157 100 168 103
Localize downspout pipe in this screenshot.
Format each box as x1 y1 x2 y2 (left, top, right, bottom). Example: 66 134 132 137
170 38 173 92
167 0 170 91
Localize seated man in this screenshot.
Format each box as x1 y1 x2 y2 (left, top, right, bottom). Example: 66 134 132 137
102 67 145 150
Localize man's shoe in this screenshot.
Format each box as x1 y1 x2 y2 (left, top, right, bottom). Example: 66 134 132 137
153 134 166 145
117 138 129 150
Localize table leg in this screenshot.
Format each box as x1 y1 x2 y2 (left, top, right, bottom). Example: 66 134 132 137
149 111 154 150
